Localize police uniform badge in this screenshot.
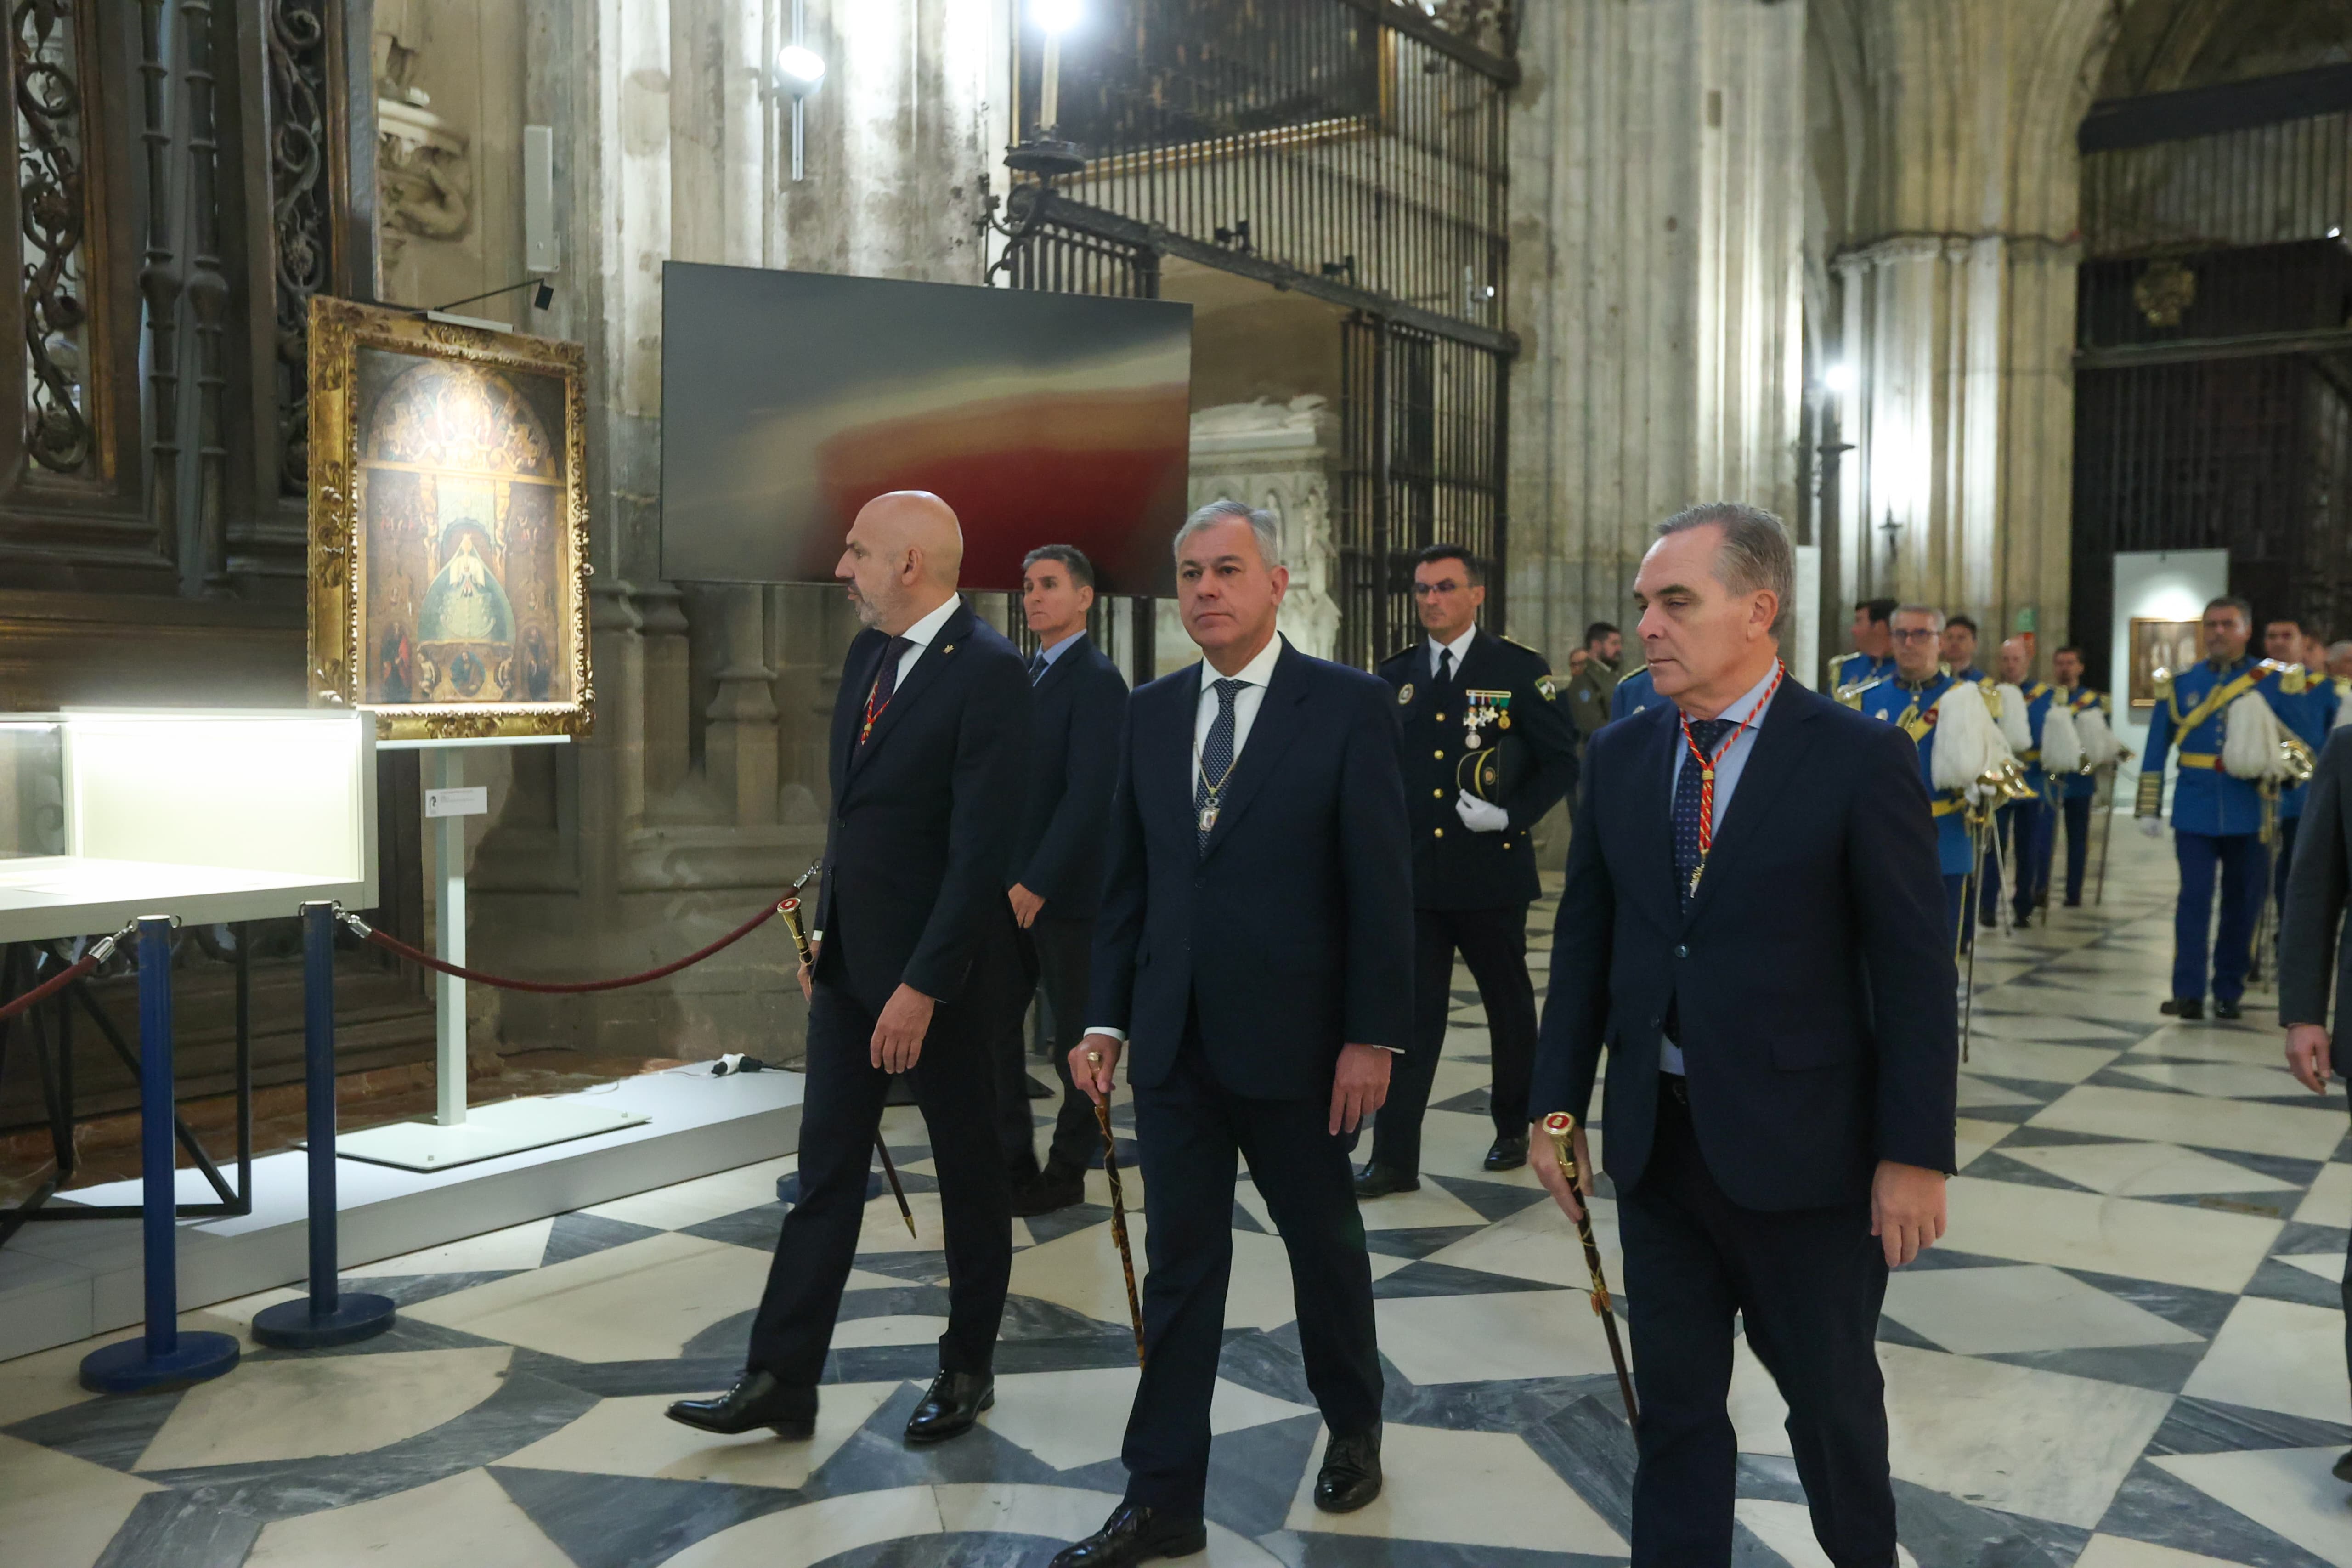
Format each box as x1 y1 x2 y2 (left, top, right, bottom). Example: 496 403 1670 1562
1398 683 1414 706
1537 674 1557 701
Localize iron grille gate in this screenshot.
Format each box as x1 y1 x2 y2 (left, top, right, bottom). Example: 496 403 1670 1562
1336 312 1506 668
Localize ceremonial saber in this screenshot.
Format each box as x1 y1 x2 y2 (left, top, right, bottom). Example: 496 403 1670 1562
1542 1112 1636 1426
1088 1049 1145 1363
2093 764 2117 908
778 889 916 1239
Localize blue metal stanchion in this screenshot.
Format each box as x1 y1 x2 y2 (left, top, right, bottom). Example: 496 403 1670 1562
80 917 242 1393
254 903 395 1349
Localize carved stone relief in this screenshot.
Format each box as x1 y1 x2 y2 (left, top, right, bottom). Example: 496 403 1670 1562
1188 395 1344 661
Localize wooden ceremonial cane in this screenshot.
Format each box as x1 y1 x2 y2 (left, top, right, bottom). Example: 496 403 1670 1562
1542 1112 1636 1426
1089 1048 1146 1364
778 894 916 1239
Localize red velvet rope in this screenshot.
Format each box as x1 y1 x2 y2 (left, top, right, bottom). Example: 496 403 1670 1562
353 894 791 994
0 952 101 1024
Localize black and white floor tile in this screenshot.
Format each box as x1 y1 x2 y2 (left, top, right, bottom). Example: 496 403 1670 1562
6 830 2352 1566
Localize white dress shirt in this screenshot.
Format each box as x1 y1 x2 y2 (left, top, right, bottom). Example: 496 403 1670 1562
1659 659 1785 1074
1428 625 1476 681
886 594 963 688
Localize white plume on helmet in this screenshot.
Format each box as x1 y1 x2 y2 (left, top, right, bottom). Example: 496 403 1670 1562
2039 702 2084 775
1994 683 2033 753
1930 679 2013 795
2220 691 2296 781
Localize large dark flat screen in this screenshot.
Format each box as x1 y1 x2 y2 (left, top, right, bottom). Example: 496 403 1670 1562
660 263 1193 592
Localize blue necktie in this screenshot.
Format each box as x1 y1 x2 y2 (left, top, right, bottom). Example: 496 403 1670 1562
1029 651 1048 684
1196 678 1244 853
1673 718 1734 910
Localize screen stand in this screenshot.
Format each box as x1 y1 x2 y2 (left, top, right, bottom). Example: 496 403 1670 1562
336 740 645 1172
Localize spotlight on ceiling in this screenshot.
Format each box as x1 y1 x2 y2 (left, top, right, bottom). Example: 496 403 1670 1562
1823 362 1856 395
1033 0 1083 34
776 43 826 92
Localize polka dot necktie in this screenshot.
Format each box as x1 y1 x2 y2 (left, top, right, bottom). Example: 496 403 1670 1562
1196 678 1244 854
1673 718 1734 911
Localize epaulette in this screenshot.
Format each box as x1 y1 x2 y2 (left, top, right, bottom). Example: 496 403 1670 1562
1382 643 1419 667
2260 658 2307 694
1837 685 1866 710
1979 677 2002 718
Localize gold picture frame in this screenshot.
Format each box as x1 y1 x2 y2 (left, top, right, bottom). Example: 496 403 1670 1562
306 297 593 742
2127 617 2200 711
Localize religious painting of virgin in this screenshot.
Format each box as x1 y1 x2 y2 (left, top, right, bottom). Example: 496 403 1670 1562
2127 618 2201 712
306 299 593 741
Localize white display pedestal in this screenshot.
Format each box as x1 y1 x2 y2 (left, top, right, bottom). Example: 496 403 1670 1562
336 735 645 1172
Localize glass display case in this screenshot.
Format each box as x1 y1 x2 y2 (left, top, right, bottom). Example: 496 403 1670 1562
0 710 376 943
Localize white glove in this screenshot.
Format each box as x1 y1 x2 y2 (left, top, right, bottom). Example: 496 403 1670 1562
2139 816 2164 839
1455 790 1510 833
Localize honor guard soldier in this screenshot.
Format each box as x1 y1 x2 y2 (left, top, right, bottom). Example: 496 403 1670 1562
2263 617 2337 916
1941 613 1988 684
2136 595 2309 1020
1827 597 1900 698
1852 605 1980 943
2050 645 2108 907
1356 544 1580 1194
1982 637 2054 928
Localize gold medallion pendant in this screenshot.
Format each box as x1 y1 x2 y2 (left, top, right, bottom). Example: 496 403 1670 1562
1198 803 1219 834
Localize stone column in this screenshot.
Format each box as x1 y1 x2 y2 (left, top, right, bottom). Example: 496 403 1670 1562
1506 0 1809 666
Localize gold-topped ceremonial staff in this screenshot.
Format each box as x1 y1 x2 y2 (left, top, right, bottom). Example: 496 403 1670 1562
1542 1112 1636 1426
1088 1048 1145 1364
777 879 916 1240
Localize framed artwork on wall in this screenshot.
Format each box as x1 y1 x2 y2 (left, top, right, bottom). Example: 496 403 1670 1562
2127 617 2200 710
306 298 593 742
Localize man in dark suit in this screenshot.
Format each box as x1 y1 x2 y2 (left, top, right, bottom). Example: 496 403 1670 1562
2278 726 2352 1486
1532 503 1957 1568
668 491 1030 1447
1005 543 1131 1216
1356 543 1578 1195
1049 500 1414 1568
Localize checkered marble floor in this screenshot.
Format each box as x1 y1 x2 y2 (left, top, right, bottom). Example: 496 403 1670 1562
7 825 2352 1567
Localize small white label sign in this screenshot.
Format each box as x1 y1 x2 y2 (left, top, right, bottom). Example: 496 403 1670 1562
424 786 490 819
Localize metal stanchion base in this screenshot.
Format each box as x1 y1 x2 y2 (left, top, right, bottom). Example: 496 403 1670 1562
79 1330 240 1394
252 1292 398 1350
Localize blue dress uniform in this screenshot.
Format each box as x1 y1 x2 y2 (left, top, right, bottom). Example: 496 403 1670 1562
2052 686 2108 906
1853 672 1977 945
2272 670 2337 912
1365 629 1580 1183
1611 664 1657 722
1827 651 1895 696
2137 657 2309 1007
1981 681 2055 926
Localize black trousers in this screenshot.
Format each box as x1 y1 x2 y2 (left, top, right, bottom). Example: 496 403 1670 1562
748 975 1013 1384
1025 915 1102 1174
1619 1081 1894 1568
2061 792 2092 904
1123 1022 1383 1511
1369 904 1536 1175
1979 803 2039 924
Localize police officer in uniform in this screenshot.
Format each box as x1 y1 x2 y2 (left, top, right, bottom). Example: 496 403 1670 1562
1828 597 1900 696
2048 645 2108 908
1356 543 1580 1192
1852 605 1981 946
2137 595 2310 1020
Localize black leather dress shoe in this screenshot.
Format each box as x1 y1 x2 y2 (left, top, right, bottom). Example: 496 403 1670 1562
1027 1072 1056 1100
1315 1424 1383 1512
2214 998 2244 1020
1483 1136 1529 1171
2160 997 2205 1020
905 1370 994 1443
664 1370 816 1438
1352 1163 1419 1199
1013 1160 1087 1218
1049 1502 1208 1566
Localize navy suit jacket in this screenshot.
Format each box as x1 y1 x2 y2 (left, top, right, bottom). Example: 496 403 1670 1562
1531 679 1958 1211
1012 633 1130 921
1089 638 1415 1100
813 598 1032 1015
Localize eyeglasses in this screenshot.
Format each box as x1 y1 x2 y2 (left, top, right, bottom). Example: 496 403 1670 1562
1888 628 1939 642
